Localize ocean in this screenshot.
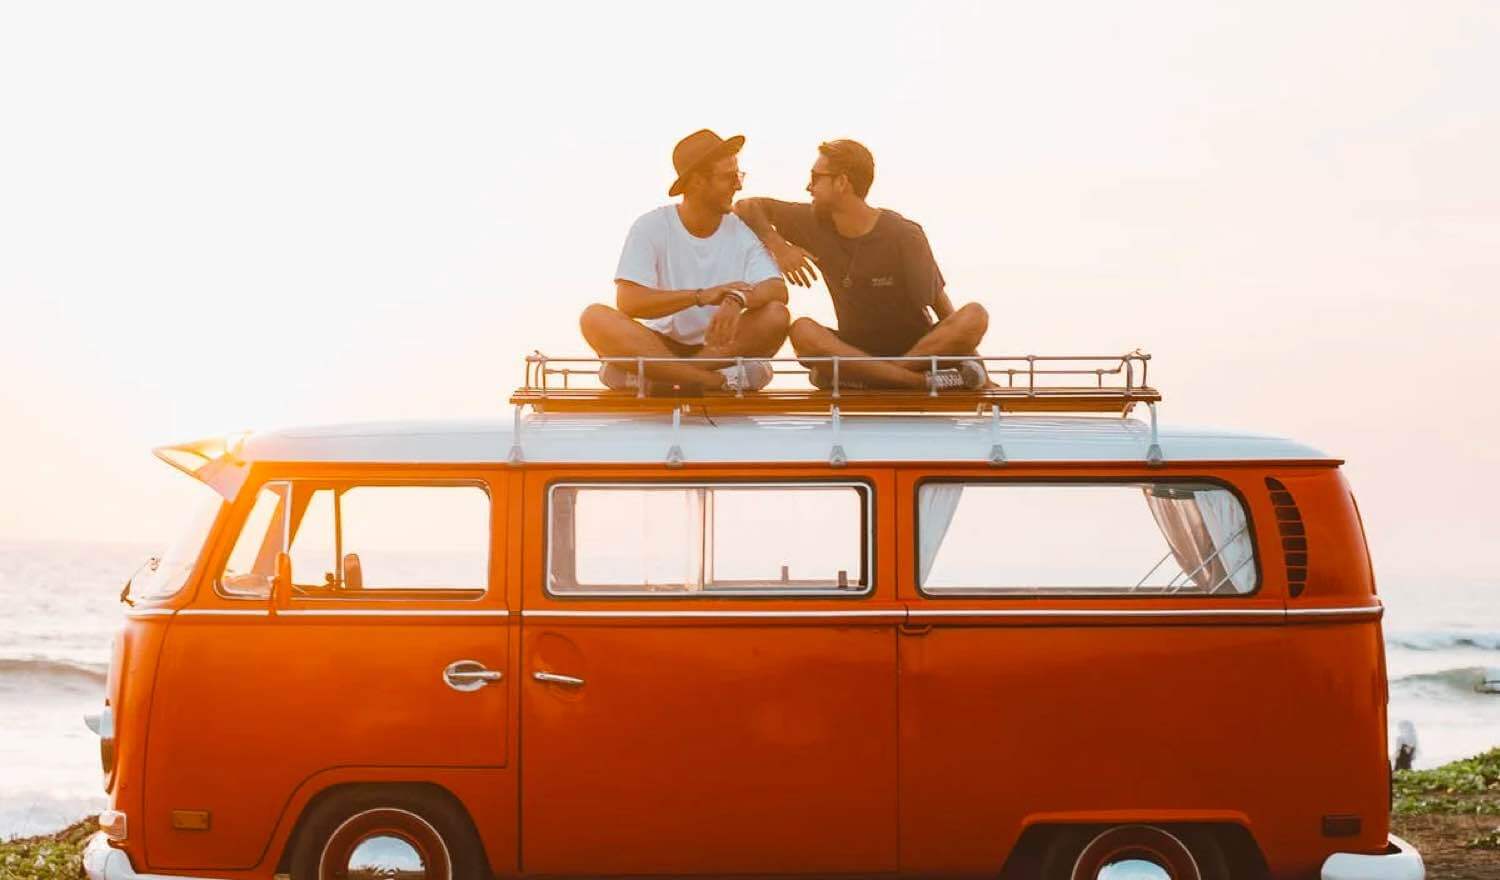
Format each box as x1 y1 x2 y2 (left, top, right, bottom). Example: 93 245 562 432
2 540 1496 839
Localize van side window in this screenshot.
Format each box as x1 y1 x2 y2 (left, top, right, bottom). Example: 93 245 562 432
548 483 870 596
217 481 489 597
219 482 289 598
918 481 1259 596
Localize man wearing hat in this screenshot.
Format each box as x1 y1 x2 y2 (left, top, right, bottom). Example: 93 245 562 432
580 129 790 392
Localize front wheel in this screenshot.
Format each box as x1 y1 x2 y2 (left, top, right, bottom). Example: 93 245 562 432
288 786 486 880
1041 824 1230 880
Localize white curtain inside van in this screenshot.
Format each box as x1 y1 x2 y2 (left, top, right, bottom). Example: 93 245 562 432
918 484 964 584
1143 486 1256 594
1195 488 1256 593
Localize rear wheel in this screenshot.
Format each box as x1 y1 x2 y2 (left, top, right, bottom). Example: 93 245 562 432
288 786 486 880
1041 824 1230 880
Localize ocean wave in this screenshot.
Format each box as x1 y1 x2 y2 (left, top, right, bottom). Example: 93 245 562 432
1386 630 1500 651
0 657 107 683
1390 666 1496 694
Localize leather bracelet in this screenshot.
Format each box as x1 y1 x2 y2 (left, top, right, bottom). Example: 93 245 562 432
694 288 704 306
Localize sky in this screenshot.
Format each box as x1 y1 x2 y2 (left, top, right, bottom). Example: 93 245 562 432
1 2 1497 580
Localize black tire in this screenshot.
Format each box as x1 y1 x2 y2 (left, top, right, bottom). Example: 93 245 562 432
287 785 487 880
1040 824 1230 880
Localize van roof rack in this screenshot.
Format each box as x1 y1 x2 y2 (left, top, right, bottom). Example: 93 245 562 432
509 351 1158 416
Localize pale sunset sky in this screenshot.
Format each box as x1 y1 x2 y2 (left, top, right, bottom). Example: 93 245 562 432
1 3 1496 581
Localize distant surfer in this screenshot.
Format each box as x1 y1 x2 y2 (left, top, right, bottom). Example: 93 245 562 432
1393 720 1418 771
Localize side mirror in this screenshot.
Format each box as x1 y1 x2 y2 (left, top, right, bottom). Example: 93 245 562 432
273 551 293 601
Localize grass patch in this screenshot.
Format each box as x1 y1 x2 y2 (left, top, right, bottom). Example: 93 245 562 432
0 817 94 880
1393 747 1500 816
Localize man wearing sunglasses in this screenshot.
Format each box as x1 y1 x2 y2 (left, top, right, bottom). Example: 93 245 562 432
735 139 989 391
580 129 790 393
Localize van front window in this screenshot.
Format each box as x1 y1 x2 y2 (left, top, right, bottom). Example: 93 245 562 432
129 485 224 601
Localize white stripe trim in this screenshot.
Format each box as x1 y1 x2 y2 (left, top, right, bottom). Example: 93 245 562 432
908 608 1287 619
1286 606 1382 618
522 609 904 620
279 609 510 617
125 608 175 618
178 609 270 617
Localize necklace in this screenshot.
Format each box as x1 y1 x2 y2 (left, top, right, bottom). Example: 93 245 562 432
841 237 864 290
838 210 877 289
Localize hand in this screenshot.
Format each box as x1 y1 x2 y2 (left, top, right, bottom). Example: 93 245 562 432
704 300 743 350
772 242 819 287
699 281 752 307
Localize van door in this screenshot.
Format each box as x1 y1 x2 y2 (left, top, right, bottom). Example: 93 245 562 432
519 471 900 876
144 473 511 872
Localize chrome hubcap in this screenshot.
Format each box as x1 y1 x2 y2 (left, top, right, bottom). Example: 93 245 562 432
345 833 427 879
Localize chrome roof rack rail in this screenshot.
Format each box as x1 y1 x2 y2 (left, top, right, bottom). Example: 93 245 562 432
512 351 1158 416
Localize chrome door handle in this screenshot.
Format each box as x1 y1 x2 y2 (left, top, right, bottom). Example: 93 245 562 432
533 671 585 687
443 660 503 692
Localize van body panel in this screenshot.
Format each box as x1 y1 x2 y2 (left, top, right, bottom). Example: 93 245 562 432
100 613 172 871
897 620 1292 872
517 467 902 876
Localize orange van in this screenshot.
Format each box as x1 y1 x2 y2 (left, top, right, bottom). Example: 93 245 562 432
82 354 1423 880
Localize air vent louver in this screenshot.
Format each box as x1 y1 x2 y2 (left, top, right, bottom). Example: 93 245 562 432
1266 478 1307 597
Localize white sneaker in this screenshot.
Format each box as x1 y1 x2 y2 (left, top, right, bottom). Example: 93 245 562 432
927 361 987 392
599 363 640 390
718 360 773 392
957 359 988 389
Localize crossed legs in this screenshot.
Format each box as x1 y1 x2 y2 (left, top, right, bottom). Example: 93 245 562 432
790 302 990 390
580 301 791 390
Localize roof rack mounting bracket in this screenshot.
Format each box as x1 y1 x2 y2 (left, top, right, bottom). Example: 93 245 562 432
988 405 1007 466
665 405 684 468
507 404 525 465
829 404 847 467
1146 401 1164 466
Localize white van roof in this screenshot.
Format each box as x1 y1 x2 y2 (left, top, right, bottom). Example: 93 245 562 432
233 413 1333 466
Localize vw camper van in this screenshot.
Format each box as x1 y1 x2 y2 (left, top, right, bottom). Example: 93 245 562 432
83 353 1422 880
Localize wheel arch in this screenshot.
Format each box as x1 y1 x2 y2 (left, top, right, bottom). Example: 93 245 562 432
274 779 492 878
1000 819 1269 880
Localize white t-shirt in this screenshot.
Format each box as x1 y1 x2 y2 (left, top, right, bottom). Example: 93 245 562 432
614 205 780 345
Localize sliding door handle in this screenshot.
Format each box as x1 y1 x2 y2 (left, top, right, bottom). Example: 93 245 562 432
533 671 585 687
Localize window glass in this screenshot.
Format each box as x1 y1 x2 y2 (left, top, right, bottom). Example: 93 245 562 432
219 483 287 598
550 483 868 595
339 486 488 589
131 482 224 601
918 481 1258 595
289 488 337 589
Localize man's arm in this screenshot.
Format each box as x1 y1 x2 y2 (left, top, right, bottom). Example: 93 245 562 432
931 287 956 320
734 198 820 287
615 280 750 319
744 277 788 309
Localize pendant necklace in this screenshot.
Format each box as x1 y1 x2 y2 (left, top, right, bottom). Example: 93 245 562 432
842 237 863 290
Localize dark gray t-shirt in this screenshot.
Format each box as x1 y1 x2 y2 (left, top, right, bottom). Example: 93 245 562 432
762 200 943 355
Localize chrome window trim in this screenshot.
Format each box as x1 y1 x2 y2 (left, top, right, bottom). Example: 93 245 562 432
545 480 876 599
278 609 510 617
178 608 271 617
524 608 902 619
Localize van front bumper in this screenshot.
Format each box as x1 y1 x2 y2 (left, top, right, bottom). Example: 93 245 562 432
1321 833 1424 879
83 833 230 880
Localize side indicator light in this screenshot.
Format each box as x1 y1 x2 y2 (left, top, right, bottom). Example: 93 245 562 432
1322 814 1361 837
171 810 212 831
99 810 128 842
